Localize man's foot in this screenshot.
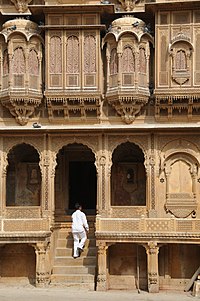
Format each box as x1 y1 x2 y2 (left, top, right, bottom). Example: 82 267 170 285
77 247 84 253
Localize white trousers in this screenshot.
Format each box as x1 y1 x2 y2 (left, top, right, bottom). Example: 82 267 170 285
72 230 87 257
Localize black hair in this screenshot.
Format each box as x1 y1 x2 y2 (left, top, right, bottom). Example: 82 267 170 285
75 203 81 210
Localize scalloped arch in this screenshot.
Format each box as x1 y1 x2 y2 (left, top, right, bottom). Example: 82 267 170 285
7 142 40 158
161 138 200 164
52 137 98 158
109 136 147 157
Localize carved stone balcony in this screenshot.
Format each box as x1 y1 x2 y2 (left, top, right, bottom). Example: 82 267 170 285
0 18 43 125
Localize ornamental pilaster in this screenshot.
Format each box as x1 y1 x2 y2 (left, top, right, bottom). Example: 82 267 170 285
145 242 159 293
34 241 51 287
96 242 108 291
39 150 57 221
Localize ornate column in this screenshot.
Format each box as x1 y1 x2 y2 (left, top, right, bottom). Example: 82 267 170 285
39 149 57 223
145 242 159 293
148 134 157 217
96 242 108 291
1 150 8 217
34 241 51 287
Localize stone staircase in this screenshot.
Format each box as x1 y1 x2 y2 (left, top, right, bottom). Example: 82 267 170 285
51 219 97 289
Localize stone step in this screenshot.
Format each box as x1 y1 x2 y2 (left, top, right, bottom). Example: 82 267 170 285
57 238 96 248
56 247 97 257
54 256 96 266
52 265 96 275
51 274 95 283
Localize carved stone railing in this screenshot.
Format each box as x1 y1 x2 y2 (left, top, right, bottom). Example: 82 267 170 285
4 206 41 219
0 218 49 232
96 217 200 240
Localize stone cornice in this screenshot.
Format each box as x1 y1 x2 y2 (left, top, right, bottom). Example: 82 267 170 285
0 232 51 243
96 231 200 242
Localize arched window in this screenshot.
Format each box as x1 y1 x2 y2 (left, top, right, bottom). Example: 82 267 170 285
110 48 118 75
66 35 79 74
49 36 62 74
84 35 96 74
139 48 146 73
12 47 25 74
3 49 9 75
29 49 39 76
121 46 135 73
175 50 187 70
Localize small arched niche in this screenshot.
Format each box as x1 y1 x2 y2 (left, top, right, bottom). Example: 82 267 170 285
6 143 41 206
163 153 198 218
111 141 146 206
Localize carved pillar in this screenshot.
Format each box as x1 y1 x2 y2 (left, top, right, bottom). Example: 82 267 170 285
24 47 29 89
0 51 2 90
40 149 57 223
96 135 111 216
96 242 108 291
135 49 139 88
34 241 51 287
95 153 106 215
148 134 157 217
106 48 110 90
7 43 12 88
146 242 159 293
1 151 8 217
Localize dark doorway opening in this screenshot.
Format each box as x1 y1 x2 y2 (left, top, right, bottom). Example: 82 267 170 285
69 161 97 214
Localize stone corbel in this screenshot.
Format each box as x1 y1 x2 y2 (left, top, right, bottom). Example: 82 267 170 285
118 0 138 11
10 0 32 13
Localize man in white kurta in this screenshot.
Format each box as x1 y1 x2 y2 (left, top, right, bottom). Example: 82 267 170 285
71 203 89 258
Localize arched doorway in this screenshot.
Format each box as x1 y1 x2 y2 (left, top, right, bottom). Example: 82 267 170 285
55 143 97 217
6 143 41 206
111 141 146 206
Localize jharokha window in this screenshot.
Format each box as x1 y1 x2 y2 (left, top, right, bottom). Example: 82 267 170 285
66 35 79 74
12 47 25 74
121 46 135 73
110 48 118 75
28 49 39 76
49 36 62 74
3 49 9 75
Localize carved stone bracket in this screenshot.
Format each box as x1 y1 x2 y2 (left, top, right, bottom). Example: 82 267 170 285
118 0 139 11
1 97 42 126
10 0 32 13
107 95 148 124
46 95 101 122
